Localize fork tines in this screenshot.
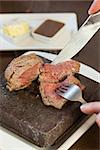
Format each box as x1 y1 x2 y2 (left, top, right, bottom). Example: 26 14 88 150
56 84 70 93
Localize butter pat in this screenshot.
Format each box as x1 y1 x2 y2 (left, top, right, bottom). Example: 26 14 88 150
3 22 29 37
0 19 30 42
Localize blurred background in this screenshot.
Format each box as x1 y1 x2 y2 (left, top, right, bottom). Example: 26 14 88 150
0 0 93 27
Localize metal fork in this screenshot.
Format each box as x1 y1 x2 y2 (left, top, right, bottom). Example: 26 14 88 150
56 84 86 104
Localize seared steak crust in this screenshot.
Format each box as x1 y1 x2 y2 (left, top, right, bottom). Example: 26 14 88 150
5 54 44 91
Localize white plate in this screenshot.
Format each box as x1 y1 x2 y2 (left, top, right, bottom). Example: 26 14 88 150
0 13 78 51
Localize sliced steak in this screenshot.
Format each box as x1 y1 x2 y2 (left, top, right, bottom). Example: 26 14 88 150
5 54 44 91
40 75 85 109
39 60 80 83
5 54 84 109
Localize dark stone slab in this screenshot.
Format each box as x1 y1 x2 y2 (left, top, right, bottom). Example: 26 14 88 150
0 72 99 147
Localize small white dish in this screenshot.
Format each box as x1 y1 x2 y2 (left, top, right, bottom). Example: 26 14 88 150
32 19 66 43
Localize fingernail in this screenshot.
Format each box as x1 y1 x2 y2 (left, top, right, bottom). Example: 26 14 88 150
88 10 91 15
80 104 87 110
88 9 91 15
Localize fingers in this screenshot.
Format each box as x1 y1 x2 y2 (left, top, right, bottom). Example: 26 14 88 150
96 113 100 127
80 102 100 127
80 102 100 114
88 0 100 14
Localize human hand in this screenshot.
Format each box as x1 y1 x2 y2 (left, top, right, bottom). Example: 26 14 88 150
88 0 100 14
80 102 100 127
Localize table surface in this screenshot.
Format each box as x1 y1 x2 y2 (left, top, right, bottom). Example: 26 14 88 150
0 0 99 149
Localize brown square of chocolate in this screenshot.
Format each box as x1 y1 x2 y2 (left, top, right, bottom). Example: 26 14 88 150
34 19 65 37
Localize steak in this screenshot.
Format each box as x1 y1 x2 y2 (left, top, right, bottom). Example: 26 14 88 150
5 54 44 91
40 81 66 109
5 53 84 109
39 60 80 83
40 75 85 109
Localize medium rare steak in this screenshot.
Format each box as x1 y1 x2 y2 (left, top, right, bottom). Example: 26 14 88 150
40 75 85 109
5 53 84 109
39 81 66 109
39 60 83 109
5 54 44 91
39 60 80 83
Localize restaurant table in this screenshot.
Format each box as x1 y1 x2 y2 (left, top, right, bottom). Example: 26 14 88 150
0 0 99 150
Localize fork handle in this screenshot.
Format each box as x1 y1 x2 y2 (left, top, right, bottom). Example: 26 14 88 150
79 98 86 104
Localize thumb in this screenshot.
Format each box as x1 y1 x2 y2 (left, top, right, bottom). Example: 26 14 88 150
80 102 100 114
88 0 100 14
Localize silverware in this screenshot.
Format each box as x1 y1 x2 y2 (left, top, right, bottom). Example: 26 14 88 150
52 12 100 64
56 84 86 104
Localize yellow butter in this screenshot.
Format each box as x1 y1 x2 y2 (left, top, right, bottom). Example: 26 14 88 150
3 22 30 37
